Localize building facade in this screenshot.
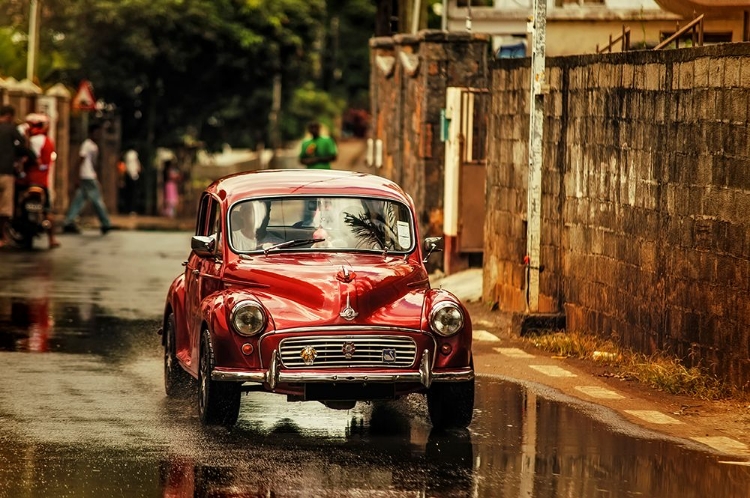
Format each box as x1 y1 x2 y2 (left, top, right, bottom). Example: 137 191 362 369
446 0 746 55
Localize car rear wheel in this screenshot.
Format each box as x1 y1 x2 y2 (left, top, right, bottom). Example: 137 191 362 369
198 329 241 426
164 313 193 398
426 377 475 430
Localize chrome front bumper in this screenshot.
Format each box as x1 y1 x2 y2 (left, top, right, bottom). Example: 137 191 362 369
211 349 474 389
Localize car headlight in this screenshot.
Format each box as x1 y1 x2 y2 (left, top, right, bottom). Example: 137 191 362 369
429 302 464 337
231 301 266 336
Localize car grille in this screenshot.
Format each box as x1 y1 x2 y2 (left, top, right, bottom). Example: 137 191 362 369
279 335 417 368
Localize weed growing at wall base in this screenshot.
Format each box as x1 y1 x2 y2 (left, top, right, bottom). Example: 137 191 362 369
528 331 741 402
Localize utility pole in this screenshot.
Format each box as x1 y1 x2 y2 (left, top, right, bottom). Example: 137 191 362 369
268 73 282 168
27 0 41 82
526 0 547 312
411 0 422 34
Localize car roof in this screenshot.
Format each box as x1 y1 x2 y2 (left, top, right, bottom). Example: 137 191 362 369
207 169 412 205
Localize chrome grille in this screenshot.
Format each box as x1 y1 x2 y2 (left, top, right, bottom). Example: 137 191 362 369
279 335 417 368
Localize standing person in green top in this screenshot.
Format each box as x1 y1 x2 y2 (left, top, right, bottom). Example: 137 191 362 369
299 121 337 169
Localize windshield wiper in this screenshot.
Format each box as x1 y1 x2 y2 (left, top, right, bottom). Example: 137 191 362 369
263 238 325 255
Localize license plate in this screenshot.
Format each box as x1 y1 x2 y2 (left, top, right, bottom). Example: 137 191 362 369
25 203 43 212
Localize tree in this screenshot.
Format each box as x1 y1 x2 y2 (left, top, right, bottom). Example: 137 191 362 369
0 0 327 150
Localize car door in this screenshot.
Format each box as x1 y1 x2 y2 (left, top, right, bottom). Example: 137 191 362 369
183 194 212 371
189 196 226 369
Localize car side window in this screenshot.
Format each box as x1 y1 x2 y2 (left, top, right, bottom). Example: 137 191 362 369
195 195 211 236
206 197 223 256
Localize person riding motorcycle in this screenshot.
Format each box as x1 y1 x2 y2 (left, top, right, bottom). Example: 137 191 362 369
15 113 59 248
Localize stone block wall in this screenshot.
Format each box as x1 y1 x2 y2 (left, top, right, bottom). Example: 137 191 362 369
370 31 489 242
484 60 568 315
485 44 750 388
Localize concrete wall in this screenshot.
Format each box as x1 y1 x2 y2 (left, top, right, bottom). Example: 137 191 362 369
485 43 750 388
370 31 490 242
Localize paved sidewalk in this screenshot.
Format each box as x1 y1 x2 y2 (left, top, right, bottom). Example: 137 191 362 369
432 268 750 460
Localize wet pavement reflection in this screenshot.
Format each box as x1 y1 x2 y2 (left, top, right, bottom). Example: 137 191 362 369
1 232 749 497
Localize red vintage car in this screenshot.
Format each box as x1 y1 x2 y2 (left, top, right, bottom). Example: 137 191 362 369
160 169 474 428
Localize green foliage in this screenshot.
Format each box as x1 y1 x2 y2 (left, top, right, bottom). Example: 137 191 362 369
0 27 26 78
281 82 344 140
0 0 373 153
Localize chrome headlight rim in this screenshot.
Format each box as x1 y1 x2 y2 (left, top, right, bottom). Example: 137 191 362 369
429 301 465 337
230 300 267 337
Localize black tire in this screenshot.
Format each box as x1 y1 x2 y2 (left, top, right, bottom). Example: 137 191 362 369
164 313 193 398
198 329 241 426
7 223 32 250
21 231 34 250
426 377 475 430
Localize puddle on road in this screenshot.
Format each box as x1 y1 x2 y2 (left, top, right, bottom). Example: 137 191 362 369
1 369 749 497
0 296 159 358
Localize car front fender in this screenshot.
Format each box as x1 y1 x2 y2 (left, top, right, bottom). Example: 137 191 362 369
422 288 473 368
199 289 269 369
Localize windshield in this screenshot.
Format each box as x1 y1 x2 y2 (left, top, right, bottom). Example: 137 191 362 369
228 196 415 254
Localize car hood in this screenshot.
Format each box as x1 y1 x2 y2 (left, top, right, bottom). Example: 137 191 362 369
224 254 430 330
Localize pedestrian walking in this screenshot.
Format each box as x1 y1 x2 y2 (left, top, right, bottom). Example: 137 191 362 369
0 105 26 248
62 123 113 234
122 149 141 215
298 121 338 170
162 160 181 219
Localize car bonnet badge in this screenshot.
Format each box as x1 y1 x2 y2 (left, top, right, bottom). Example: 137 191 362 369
382 348 397 363
339 293 358 321
300 345 318 366
342 341 356 359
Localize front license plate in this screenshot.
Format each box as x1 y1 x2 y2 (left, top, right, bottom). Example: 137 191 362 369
305 383 395 401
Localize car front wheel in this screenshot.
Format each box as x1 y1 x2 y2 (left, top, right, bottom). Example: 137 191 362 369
164 313 193 398
198 329 241 426
426 377 475 430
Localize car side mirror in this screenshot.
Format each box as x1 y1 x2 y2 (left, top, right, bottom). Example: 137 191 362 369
422 236 443 263
191 235 216 258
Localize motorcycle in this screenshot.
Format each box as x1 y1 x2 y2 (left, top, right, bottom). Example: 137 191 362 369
9 183 51 250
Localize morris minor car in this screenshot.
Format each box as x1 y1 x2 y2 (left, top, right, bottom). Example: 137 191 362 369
160 169 474 428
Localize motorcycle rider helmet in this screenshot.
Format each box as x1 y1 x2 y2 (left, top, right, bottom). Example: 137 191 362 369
25 113 49 135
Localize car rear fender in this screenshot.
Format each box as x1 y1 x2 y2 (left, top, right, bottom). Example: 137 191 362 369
163 273 187 346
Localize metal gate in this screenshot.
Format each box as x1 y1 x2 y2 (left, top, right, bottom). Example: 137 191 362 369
443 87 489 274
457 88 489 252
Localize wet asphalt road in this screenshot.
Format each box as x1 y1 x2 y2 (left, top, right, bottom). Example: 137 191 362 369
0 231 749 498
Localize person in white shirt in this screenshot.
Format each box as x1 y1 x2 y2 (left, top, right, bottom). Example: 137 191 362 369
230 202 258 251
122 149 141 214
62 123 113 234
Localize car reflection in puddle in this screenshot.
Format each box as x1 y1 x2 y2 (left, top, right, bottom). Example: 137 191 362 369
0 298 54 352
0 296 159 359
157 400 474 497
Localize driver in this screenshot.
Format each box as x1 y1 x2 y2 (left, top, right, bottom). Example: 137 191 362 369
231 202 258 251
231 201 283 251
